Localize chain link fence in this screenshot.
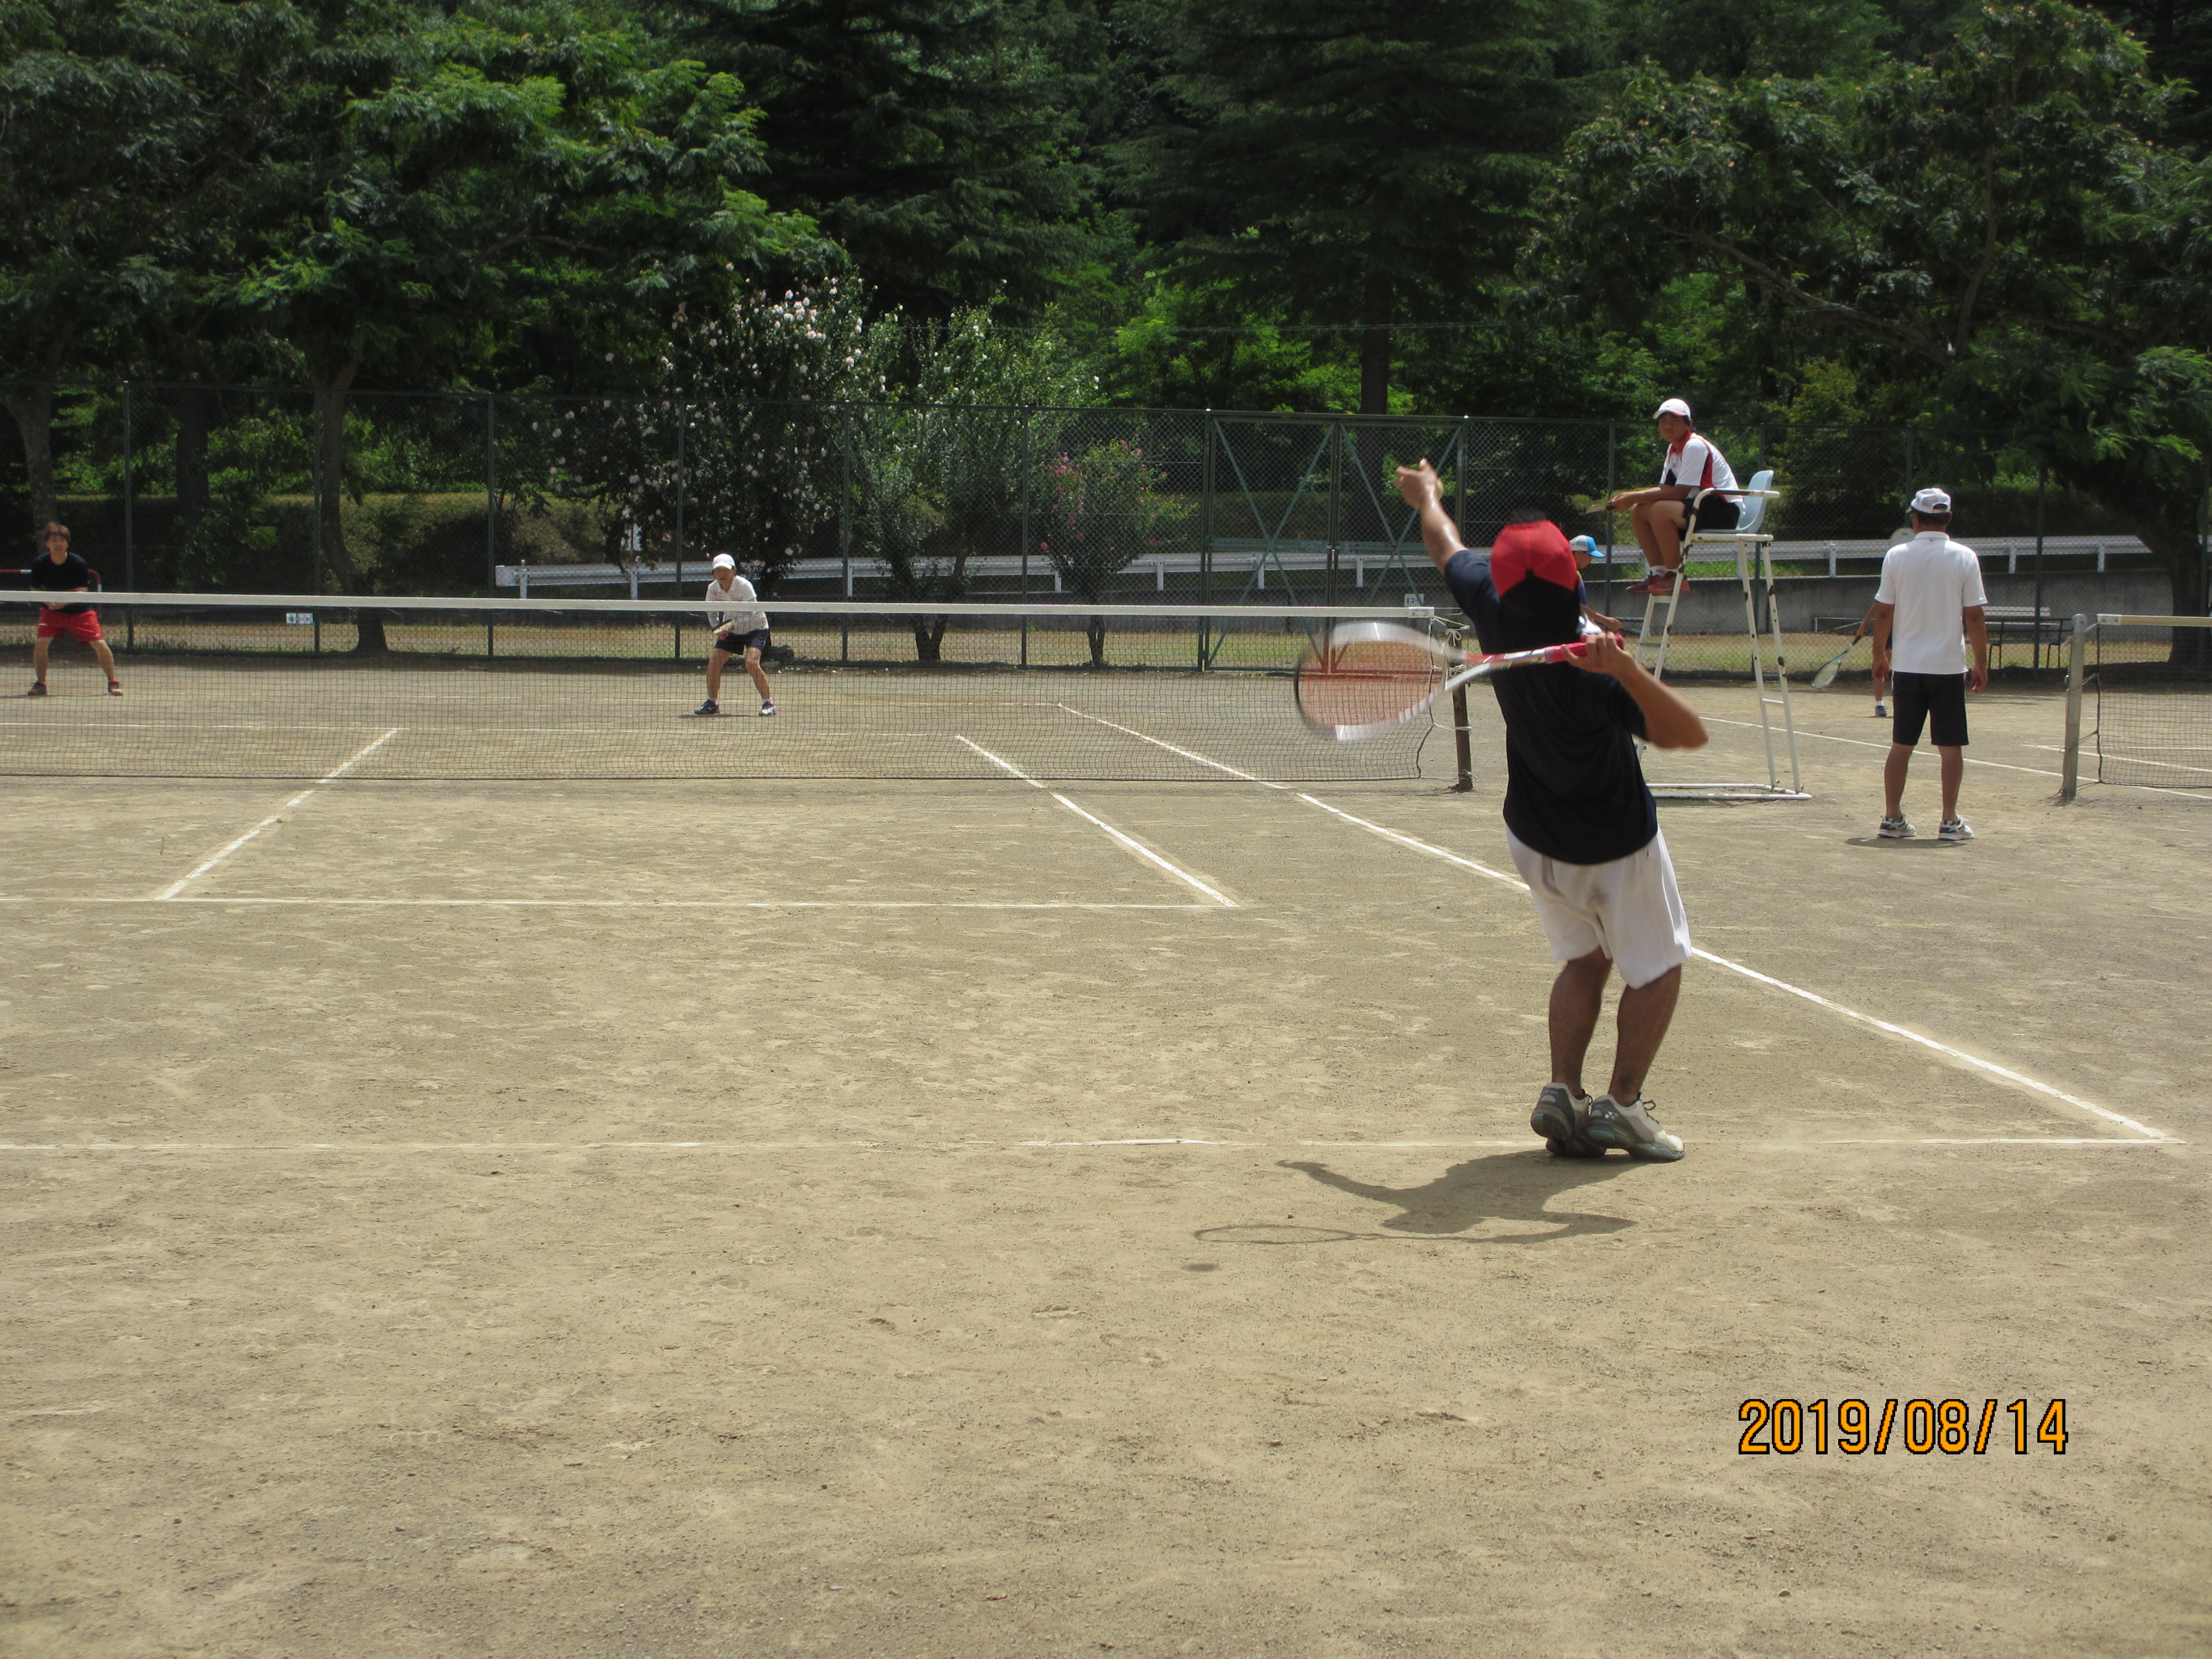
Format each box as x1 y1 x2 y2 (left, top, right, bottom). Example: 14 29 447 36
3 382 2189 677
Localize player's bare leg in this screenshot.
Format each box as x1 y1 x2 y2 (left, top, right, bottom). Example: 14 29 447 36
1937 744 1964 820
1641 498 1687 572
705 648 728 701
30 636 49 689
1547 947 1612 1096
91 637 120 692
1605 965 1682 1104
743 645 771 703
1884 742 1914 818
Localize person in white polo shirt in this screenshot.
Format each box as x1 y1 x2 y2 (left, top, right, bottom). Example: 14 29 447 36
697 553 777 717
1869 488 1989 842
1604 398 1741 597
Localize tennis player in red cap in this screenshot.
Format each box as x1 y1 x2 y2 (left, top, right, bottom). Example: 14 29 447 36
1397 461 1709 1162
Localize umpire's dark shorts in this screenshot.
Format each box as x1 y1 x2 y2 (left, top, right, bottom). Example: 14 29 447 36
1891 671 1969 747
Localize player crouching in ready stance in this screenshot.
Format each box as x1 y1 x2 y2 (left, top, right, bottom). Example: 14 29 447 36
1399 461 1709 1161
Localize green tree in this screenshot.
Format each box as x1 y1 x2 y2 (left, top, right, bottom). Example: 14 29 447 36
0 0 296 539
679 0 1102 316
1552 0 2212 637
1036 434 1165 663
1116 0 1588 417
232 1 824 637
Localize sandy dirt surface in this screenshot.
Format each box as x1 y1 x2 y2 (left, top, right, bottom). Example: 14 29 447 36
4 681 2209 1658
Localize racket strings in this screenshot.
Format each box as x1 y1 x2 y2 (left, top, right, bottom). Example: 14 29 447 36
1296 640 1445 738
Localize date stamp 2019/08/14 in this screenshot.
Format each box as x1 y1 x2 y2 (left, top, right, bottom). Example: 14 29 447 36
1738 1399 2068 1455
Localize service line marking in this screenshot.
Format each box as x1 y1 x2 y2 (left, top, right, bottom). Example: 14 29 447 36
151 728 402 900
9 897 1220 911
954 735 1236 907
1294 793 2177 1145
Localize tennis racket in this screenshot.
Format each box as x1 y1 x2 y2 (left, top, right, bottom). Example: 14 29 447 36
1808 634 1860 690
1295 621 1615 741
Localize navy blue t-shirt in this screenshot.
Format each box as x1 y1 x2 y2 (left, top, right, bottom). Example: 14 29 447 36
28 551 95 615
1445 549 1658 865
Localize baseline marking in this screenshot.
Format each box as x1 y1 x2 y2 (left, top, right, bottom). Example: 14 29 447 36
151 728 402 900
0 1136 2167 1155
10 897 1219 911
1295 794 2175 1144
954 735 1235 907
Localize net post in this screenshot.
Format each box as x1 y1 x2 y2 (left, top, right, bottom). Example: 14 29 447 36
2060 613 2089 801
1200 411 1215 669
484 392 497 659
1019 408 1031 667
1451 681 1474 792
839 405 852 664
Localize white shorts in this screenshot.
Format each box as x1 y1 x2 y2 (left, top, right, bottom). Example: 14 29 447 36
1505 828 1692 990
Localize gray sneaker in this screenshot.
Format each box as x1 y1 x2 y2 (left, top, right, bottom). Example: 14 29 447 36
1531 1083 1603 1159
1938 816 1973 842
1585 1095 1685 1162
1878 815 1914 839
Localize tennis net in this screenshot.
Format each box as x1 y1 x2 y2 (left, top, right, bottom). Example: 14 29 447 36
2063 614 2212 795
2 593 1439 782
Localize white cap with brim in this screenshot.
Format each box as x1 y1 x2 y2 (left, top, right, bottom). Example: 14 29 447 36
711 554 737 570
1654 397 1693 419
1910 487 1953 515
1567 535 1605 561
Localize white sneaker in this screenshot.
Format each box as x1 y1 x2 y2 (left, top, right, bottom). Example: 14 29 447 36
1878 816 1914 839
1584 1095 1685 1161
759 700 777 717
1938 816 1974 842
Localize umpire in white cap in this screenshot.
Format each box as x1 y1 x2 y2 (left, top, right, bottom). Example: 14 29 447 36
1868 488 1989 842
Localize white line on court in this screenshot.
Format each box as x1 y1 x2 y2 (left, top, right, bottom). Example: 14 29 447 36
954 735 1237 907
150 728 402 900
8 897 1219 911
1716 716 2212 801
0 1136 2169 1155
1056 706 1290 788
1294 792 2178 1144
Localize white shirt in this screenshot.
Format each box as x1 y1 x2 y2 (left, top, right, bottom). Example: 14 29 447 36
1660 432 1738 496
1875 531 1987 675
703 575 766 636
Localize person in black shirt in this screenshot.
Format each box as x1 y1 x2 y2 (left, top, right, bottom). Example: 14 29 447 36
26 523 121 697
1397 460 1708 1162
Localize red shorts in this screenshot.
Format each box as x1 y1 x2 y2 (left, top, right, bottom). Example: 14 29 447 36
36 608 104 644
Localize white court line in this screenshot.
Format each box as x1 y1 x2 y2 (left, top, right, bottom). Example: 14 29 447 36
1057 706 1290 788
954 735 1236 907
1295 793 2177 1145
1717 716 2212 801
4 897 1218 911
150 728 401 900
0 1136 2167 1155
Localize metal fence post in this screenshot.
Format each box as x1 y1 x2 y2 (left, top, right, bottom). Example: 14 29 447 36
120 381 134 595
2032 466 2047 669
1200 411 1215 669
1602 420 1616 615
310 398 323 606
674 401 687 585
1019 407 1031 667
1326 419 1342 609
839 406 852 663
2060 614 2088 800
484 393 497 656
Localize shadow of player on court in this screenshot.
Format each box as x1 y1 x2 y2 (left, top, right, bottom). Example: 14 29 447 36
1276 1151 1636 1243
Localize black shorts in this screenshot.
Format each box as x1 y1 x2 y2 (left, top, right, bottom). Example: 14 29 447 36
713 628 770 657
1689 494 1739 532
1891 671 1969 747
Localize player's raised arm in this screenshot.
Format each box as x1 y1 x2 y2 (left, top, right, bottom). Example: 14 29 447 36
1395 461 1464 571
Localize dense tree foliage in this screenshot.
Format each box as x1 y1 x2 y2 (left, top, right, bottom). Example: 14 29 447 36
6 0 2211 614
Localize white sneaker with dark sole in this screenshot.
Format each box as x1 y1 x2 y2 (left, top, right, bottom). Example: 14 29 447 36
1584 1095 1685 1161
1878 816 1914 839
1938 817 1974 842
759 701 778 717
1530 1083 1603 1158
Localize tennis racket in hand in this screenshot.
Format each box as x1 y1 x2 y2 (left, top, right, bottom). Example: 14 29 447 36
1808 635 1860 690
1295 620 1619 741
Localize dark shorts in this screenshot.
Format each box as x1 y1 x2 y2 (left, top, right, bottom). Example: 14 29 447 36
713 628 770 657
1689 495 1740 532
1891 671 1969 747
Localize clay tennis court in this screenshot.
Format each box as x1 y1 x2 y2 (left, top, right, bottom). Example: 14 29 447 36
5 682 2208 1657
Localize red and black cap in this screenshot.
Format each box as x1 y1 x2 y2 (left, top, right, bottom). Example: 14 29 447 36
1491 520 1583 648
